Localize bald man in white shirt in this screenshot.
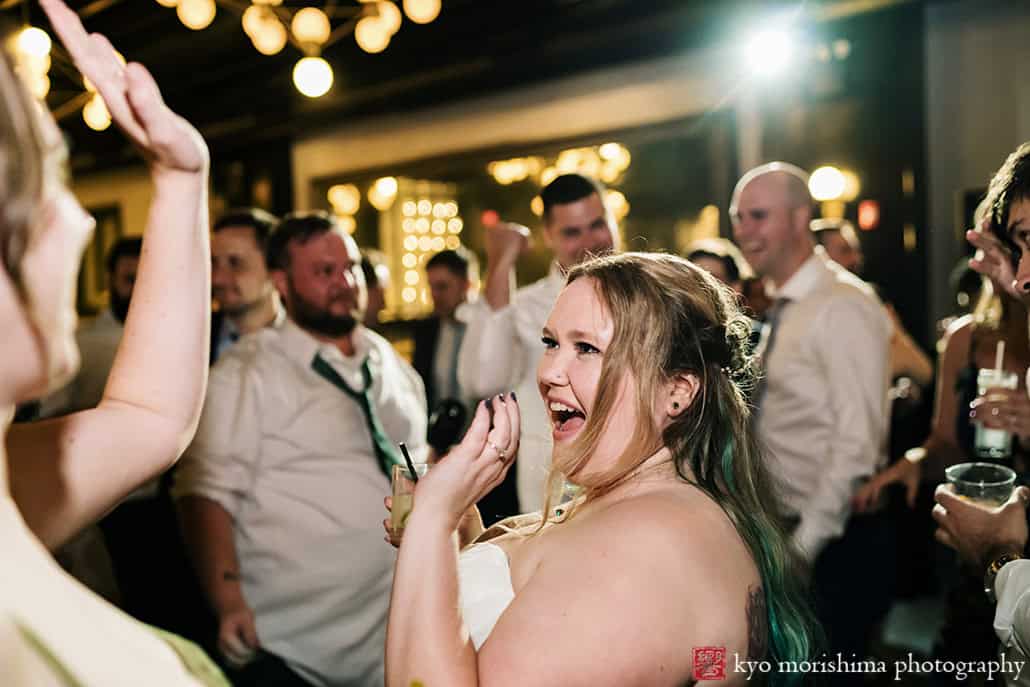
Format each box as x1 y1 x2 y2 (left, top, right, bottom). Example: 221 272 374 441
731 162 892 678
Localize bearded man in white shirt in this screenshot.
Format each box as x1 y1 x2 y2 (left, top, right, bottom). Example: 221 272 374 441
731 162 892 678
175 212 428 687
458 173 618 513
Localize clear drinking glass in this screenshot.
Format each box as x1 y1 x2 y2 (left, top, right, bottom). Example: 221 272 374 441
974 368 1019 459
945 462 1017 507
391 463 430 538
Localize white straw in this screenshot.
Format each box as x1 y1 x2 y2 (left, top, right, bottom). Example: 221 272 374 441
995 340 1005 373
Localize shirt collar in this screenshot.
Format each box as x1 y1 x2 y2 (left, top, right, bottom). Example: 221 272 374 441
279 318 375 370
768 248 828 302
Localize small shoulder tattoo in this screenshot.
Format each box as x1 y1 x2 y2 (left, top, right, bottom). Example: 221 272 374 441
745 584 769 661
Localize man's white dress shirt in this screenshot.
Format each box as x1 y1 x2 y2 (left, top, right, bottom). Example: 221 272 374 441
173 319 427 687
458 263 565 513
995 559 1030 685
757 249 890 559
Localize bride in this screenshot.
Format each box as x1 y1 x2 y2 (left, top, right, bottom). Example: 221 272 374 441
385 252 817 686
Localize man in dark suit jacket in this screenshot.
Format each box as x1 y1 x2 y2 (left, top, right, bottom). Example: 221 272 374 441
412 248 474 410
413 248 519 522
209 208 282 363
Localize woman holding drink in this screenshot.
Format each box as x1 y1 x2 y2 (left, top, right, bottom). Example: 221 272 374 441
0 0 224 684
854 146 1030 511
385 252 817 686
855 143 1030 679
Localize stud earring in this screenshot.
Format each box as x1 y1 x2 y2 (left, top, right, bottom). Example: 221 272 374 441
672 402 680 410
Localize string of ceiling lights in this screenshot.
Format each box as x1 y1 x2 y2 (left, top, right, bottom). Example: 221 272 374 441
6 0 442 133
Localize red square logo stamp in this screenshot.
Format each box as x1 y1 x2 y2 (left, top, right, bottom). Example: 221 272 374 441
693 646 727 680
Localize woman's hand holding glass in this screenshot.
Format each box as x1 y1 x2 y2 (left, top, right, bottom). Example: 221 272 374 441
403 394 519 535
41 0 208 178
971 387 1030 443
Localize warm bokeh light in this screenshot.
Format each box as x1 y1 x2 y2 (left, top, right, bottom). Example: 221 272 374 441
858 200 880 230
481 209 500 227
293 56 333 97
530 195 544 217
402 0 441 25
251 19 288 55
22 70 50 99
841 170 861 202
744 28 793 77
336 214 357 234
177 0 217 30
368 176 398 210
155 0 178 7
604 190 630 221
447 218 463 234
328 184 361 215
83 93 111 131
355 16 391 53
17 27 52 58
809 166 846 201
291 7 331 46
402 200 417 216
377 2 403 35
445 236 460 250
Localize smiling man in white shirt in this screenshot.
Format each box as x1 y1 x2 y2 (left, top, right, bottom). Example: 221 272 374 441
731 162 892 678
458 173 618 513
175 212 427 687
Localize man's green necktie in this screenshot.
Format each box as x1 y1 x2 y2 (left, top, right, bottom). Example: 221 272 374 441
310 353 402 478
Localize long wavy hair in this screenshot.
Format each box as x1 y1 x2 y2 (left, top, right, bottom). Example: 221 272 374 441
540 252 818 682
0 43 54 298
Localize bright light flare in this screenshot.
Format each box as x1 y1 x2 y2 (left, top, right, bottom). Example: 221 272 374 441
744 29 794 77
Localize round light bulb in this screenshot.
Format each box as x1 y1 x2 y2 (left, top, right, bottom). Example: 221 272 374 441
354 16 391 53
292 56 333 98
808 166 846 201
83 94 111 131
177 0 216 30
251 20 287 55
291 7 331 46
377 2 402 35
242 5 266 37
402 0 440 24
17 27 51 59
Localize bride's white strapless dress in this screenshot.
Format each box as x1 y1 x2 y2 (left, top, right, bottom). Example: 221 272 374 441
458 543 515 649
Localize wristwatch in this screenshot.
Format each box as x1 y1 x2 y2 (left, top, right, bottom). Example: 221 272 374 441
985 552 1023 603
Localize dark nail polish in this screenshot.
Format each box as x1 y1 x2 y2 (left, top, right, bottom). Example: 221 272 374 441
496 393 506 405
486 397 493 412
510 391 517 401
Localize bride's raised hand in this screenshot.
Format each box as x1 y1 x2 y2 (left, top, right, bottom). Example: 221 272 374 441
40 0 207 176
408 394 520 532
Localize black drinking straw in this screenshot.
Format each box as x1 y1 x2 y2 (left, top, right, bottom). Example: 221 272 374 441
398 442 419 483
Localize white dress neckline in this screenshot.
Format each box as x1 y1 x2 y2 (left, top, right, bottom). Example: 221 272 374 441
458 542 515 650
